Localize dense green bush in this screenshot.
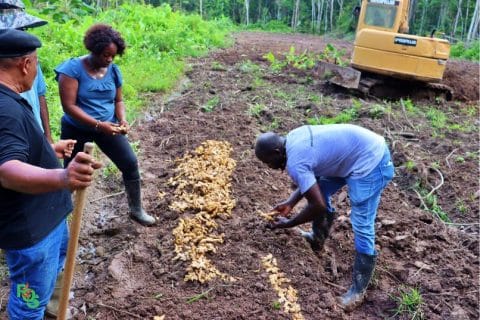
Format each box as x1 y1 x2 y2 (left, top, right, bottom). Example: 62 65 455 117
244 20 292 33
28 4 232 139
450 41 480 61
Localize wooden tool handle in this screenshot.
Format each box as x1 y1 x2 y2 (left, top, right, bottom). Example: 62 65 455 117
57 142 95 320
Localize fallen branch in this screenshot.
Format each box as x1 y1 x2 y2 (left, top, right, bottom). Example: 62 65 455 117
97 302 142 319
412 189 428 211
376 266 402 283
400 99 416 131
425 167 444 198
443 221 480 226
324 280 346 290
390 131 416 138
90 191 124 203
330 253 338 280
445 148 458 169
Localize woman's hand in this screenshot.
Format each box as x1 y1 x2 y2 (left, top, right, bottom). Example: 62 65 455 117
52 139 77 159
118 119 129 135
97 121 122 136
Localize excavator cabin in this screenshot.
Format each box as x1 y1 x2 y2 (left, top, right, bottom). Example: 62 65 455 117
352 0 450 82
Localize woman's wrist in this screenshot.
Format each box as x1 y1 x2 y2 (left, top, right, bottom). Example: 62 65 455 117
94 120 101 131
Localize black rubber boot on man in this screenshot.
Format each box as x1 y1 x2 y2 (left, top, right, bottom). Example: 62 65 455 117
45 271 64 318
124 179 155 226
339 252 377 311
300 211 336 252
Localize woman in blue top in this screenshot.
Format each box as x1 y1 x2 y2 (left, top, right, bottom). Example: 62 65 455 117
55 24 155 226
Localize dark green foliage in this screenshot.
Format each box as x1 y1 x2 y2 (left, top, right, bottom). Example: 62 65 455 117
451 41 480 61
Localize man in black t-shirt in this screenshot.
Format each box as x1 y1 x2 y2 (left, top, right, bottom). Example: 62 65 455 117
0 29 101 320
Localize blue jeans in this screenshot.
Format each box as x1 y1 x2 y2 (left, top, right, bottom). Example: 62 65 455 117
5 220 68 320
316 146 394 255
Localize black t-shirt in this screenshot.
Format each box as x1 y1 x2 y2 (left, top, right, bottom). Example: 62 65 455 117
0 84 72 250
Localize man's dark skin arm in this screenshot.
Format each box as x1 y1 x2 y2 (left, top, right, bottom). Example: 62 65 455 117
270 183 329 229
273 188 302 216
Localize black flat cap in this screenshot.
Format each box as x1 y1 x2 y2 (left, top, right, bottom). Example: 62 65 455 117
0 28 41 58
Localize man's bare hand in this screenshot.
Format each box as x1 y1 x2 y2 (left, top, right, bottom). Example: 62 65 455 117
273 201 293 217
63 152 102 191
52 139 77 159
267 216 292 230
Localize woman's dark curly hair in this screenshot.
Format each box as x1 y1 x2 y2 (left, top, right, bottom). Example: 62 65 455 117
83 24 126 56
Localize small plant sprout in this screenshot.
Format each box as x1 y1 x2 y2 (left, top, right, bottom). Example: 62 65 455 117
404 160 416 171
211 61 227 71
201 96 220 112
455 156 465 163
272 300 282 310
426 108 447 129
248 103 266 117
309 94 321 103
455 199 469 214
402 98 416 113
368 104 386 119
391 286 424 320
238 60 261 73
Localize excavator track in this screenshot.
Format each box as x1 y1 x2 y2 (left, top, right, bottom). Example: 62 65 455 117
356 75 454 101
314 62 454 101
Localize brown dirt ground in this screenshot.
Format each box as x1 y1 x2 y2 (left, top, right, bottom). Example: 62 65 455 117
1 31 479 320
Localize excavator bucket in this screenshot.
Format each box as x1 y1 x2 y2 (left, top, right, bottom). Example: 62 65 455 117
313 61 361 89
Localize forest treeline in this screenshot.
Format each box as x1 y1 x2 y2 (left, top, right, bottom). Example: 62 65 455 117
30 0 480 44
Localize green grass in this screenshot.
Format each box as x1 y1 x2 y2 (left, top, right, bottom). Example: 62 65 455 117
455 199 469 214
201 96 220 112
306 106 358 125
272 300 282 310
368 104 386 119
262 118 280 131
211 61 227 71
29 3 232 141
426 108 447 129
248 103 266 117
390 287 424 320
401 98 417 114
424 193 450 222
238 60 261 73
404 160 416 171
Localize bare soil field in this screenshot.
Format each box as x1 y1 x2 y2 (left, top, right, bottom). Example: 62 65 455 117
1 31 479 320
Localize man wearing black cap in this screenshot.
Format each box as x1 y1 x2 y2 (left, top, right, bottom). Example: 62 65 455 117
0 29 102 320
0 0 53 143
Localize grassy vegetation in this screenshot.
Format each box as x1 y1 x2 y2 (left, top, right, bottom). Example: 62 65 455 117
28 4 232 140
201 96 220 112
264 43 348 73
248 103 266 117
450 40 480 61
306 99 361 125
390 286 424 320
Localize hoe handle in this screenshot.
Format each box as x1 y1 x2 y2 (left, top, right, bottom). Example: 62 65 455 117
57 142 95 320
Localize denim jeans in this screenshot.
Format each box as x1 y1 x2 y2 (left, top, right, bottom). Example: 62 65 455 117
315 145 394 255
5 220 68 320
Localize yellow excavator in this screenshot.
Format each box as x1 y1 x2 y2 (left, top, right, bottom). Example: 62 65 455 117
316 0 453 100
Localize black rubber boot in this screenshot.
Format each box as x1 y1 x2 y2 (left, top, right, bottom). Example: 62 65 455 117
302 211 336 252
124 179 155 226
339 252 377 311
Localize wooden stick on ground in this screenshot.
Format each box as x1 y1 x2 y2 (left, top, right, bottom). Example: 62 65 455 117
57 142 95 320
